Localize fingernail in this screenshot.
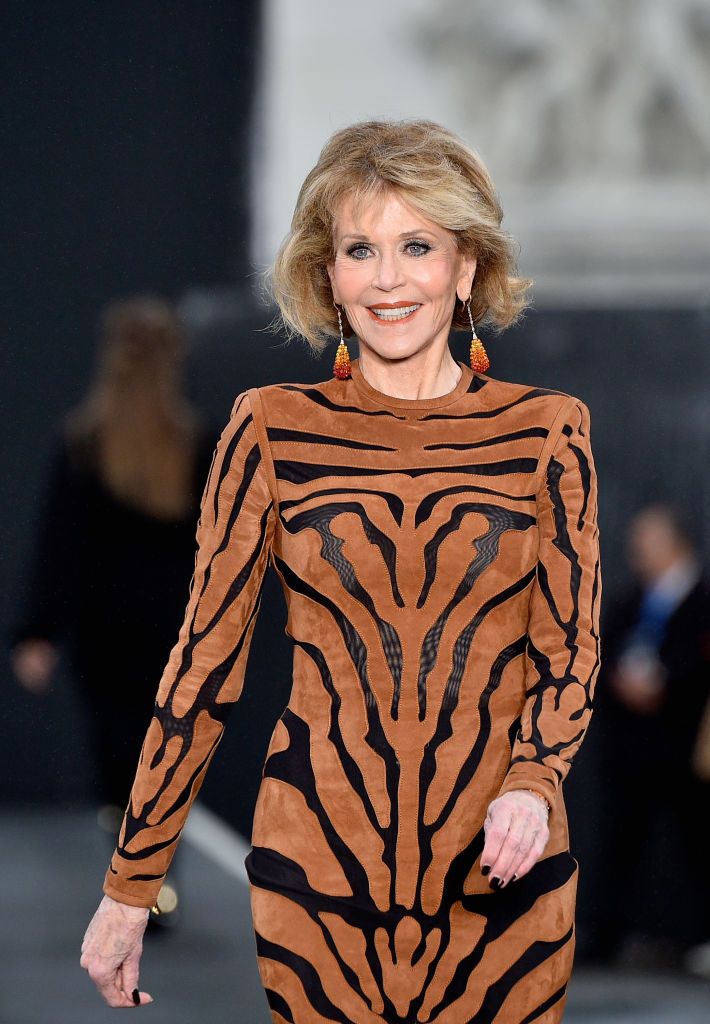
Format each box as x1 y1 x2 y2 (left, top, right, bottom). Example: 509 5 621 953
490 876 502 889
481 864 490 876
512 873 518 881
132 989 140 1006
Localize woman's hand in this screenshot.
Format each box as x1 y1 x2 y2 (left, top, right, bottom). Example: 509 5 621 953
10 639 59 695
481 790 550 888
80 895 154 1007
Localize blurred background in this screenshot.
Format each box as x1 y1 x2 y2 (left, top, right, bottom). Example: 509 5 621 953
2 1 710 1021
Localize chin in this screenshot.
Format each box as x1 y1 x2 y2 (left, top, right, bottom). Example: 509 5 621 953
358 332 430 359
363 343 419 363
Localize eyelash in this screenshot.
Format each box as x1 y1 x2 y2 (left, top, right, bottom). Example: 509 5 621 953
345 240 431 260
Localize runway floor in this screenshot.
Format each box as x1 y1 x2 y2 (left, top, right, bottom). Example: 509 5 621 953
1 805 709 1023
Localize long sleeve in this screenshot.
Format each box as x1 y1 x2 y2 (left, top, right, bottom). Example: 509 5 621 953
10 438 78 647
103 390 277 908
495 397 602 811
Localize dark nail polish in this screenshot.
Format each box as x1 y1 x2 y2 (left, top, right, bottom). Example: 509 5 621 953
132 988 140 1006
490 876 502 889
481 864 490 876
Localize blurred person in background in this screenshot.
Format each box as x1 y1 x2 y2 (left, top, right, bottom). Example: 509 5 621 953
592 502 710 972
9 294 218 931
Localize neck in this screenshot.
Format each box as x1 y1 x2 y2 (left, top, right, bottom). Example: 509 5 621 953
356 345 462 401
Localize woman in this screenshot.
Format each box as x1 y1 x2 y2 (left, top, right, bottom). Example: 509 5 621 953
81 119 602 1022
12 295 217 924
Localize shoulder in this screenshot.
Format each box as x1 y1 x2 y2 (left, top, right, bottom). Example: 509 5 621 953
474 371 589 427
233 375 346 426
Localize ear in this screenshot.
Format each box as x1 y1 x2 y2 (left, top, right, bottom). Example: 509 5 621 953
325 261 340 304
456 254 477 304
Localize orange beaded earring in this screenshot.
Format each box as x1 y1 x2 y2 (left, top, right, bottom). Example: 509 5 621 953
464 297 489 373
333 301 352 379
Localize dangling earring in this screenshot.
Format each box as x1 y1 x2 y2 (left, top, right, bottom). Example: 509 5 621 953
333 301 352 379
464 297 489 372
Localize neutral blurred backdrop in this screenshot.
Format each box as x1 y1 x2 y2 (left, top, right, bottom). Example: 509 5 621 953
2 2 710 1021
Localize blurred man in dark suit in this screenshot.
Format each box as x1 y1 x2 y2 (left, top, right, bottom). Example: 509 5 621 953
593 503 710 971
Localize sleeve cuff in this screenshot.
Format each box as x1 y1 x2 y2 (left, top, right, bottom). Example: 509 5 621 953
494 762 559 813
102 872 162 910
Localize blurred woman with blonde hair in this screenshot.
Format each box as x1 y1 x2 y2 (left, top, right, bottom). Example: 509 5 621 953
11 294 218 927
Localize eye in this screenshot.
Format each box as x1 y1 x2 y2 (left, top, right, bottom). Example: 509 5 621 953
344 240 432 260
345 244 371 260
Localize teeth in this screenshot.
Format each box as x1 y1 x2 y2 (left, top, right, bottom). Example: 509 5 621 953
371 304 421 320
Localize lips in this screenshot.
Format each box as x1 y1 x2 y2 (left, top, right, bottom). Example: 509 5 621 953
368 302 421 309
367 302 423 324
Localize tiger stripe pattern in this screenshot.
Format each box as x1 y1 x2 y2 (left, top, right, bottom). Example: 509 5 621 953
104 357 602 1023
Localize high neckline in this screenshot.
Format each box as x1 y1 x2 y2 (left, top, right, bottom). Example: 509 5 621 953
350 357 474 411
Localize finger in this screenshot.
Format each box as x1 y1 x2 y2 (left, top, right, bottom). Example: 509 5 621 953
512 835 545 876
501 827 539 885
120 956 139 1002
119 958 154 1006
481 803 513 872
92 970 133 1008
488 822 529 885
497 805 544 880
109 975 152 1010
510 834 548 882
89 963 133 1009
482 798 527 873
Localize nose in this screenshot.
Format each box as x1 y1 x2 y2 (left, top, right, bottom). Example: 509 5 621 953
371 248 407 291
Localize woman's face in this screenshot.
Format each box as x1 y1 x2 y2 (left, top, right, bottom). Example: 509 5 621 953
105 319 176 378
326 190 476 362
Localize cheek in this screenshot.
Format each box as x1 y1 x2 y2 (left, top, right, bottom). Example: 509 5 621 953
331 259 370 301
409 258 457 301
332 255 458 305
393 256 454 303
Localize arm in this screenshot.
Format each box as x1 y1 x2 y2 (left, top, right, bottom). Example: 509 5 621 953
10 438 80 694
496 396 603 810
102 389 277 908
10 437 77 648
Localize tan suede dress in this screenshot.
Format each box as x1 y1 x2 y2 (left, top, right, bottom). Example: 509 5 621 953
103 357 602 1023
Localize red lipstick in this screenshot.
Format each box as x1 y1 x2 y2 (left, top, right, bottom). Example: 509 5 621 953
368 301 420 308
367 301 422 325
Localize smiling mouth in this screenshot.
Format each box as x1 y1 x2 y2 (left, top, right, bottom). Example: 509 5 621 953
368 303 422 322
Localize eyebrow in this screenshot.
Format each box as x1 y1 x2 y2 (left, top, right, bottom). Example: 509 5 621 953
340 230 436 241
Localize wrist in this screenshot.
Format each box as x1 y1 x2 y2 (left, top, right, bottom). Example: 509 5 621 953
101 893 151 915
520 788 551 815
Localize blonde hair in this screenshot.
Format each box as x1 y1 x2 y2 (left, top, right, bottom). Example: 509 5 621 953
64 295 200 521
261 118 533 356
